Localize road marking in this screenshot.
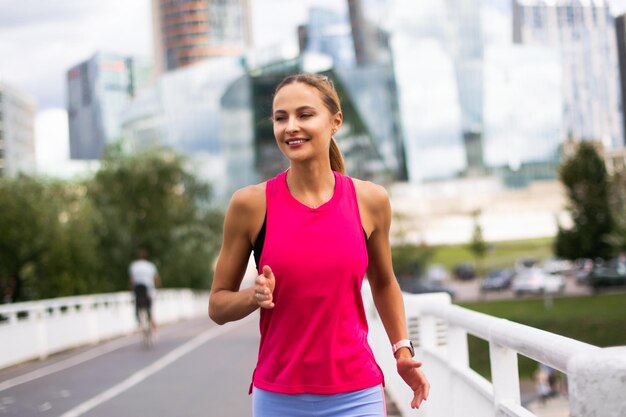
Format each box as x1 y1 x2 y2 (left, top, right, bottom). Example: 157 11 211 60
0 337 138 392
0 318 208 392
59 318 249 417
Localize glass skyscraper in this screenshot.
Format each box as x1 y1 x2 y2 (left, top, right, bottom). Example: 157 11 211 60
121 56 251 200
67 52 153 160
513 0 624 148
387 0 565 185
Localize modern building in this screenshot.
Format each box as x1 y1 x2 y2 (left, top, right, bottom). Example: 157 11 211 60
445 0 485 176
120 50 408 203
0 82 36 177
299 7 356 69
616 13 626 143
483 44 562 187
120 56 250 201
297 4 406 180
151 0 251 75
513 0 624 148
67 52 153 160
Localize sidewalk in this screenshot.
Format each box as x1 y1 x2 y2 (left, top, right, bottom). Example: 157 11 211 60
521 379 569 417
526 396 569 417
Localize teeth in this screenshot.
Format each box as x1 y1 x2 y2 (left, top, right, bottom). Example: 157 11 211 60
288 139 306 145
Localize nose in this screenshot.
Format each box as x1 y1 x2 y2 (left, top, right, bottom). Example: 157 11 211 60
285 116 299 134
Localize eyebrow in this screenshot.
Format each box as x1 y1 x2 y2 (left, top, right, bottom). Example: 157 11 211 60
273 105 317 114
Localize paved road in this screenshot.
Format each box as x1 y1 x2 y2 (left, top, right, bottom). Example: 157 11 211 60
0 316 259 417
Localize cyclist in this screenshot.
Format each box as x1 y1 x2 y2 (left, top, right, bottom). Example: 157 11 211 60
129 248 161 332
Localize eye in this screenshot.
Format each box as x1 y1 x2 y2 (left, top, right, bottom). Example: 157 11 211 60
273 115 286 122
299 113 312 119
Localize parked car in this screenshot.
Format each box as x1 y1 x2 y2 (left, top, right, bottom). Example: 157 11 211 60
425 264 448 285
542 258 574 275
588 258 626 291
515 257 538 273
511 268 565 296
453 262 476 281
480 269 515 292
401 277 456 299
573 258 594 286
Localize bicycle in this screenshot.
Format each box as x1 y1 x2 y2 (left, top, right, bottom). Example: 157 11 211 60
138 307 154 348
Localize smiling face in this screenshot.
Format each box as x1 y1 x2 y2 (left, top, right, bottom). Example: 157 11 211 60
272 82 342 164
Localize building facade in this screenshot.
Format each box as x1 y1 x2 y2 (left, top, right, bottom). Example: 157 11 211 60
0 82 36 177
67 52 152 160
616 13 626 143
513 0 624 148
151 0 251 74
120 56 251 201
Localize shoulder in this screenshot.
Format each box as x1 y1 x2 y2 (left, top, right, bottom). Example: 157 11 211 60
228 182 266 216
351 178 390 212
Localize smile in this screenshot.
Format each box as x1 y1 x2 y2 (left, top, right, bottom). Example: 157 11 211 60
286 139 309 145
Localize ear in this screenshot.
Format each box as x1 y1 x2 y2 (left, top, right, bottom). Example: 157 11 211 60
332 111 343 133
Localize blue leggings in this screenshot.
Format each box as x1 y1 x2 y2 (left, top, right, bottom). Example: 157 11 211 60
252 385 386 417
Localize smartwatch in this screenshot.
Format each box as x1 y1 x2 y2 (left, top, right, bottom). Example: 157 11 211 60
392 339 414 357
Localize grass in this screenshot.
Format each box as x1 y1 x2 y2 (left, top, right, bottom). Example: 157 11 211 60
458 293 626 380
429 237 555 275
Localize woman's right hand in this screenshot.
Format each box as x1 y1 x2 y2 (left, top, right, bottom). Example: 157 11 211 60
254 265 275 309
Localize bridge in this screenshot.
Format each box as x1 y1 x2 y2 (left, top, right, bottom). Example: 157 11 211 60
1 284 625 417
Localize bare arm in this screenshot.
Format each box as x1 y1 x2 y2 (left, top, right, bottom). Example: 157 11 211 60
356 180 430 409
357 181 409 348
208 185 265 325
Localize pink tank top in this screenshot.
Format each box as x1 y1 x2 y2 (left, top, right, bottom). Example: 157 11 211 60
251 170 384 394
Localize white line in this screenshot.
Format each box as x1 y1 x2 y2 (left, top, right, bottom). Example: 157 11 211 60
0 337 137 392
59 319 249 417
0 318 208 392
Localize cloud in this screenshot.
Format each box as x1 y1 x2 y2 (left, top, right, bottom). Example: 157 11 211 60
0 0 94 28
35 108 99 178
0 0 152 109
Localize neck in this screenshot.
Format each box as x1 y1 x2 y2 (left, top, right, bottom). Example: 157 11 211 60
286 162 335 207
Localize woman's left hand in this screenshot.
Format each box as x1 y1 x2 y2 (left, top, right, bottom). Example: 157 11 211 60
396 357 430 409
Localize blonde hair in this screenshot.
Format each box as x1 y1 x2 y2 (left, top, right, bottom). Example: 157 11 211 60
273 74 346 174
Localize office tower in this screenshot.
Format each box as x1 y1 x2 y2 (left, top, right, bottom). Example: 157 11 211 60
483 44 562 187
616 13 626 143
445 0 485 175
67 52 152 160
301 7 356 69
151 0 251 75
513 0 624 148
347 0 391 66
120 56 250 201
0 82 36 177
295 4 406 180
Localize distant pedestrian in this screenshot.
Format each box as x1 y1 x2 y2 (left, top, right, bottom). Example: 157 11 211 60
209 73 429 416
534 364 554 404
129 248 160 332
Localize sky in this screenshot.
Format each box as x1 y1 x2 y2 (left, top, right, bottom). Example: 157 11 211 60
1 0 626 176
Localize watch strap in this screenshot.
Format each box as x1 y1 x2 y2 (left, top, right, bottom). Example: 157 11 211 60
392 339 414 357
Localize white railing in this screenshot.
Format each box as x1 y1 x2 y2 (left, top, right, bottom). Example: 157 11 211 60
0 290 209 370
363 283 626 417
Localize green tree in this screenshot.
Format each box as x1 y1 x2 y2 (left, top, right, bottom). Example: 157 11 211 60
555 142 614 260
391 244 434 279
88 149 223 291
606 171 626 253
0 176 101 301
468 209 488 274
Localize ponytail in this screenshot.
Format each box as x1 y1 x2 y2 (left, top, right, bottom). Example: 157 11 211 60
329 137 346 175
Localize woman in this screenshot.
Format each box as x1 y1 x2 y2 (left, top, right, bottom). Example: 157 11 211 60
209 73 429 416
